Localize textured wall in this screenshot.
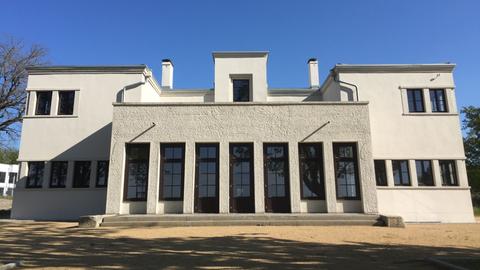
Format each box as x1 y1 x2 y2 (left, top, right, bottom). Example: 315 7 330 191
106 102 378 215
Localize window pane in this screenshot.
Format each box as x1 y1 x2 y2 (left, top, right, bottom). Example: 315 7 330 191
58 91 75 115
124 144 150 201
264 144 289 199
8 172 17 183
35 91 52 115
416 160 434 186
196 144 218 199
233 79 250 102
73 161 91 188
392 160 410 186
96 161 109 187
333 143 359 199
407 89 424 112
430 89 447 112
374 160 388 186
27 162 44 188
50 161 68 188
440 160 458 186
0 173 5 183
299 143 324 199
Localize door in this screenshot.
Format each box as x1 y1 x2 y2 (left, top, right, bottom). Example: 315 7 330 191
194 143 219 213
229 143 255 213
264 143 291 213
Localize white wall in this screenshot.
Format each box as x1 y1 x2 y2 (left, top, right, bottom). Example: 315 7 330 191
0 164 19 196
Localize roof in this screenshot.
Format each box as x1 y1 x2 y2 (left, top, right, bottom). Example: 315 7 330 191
332 63 456 73
26 65 149 75
212 51 269 61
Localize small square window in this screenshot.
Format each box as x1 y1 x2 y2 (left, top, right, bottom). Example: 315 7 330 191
58 91 75 115
35 91 52 115
430 89 447 112
233 79 250 102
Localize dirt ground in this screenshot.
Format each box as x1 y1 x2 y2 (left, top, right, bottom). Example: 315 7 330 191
0 221 478 270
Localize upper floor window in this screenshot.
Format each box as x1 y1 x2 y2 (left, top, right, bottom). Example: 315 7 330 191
233 79 250 102
374 160 388 186
58 91 75 115
26 162 44 188
439 160 458 186
430 89 447 112
8 172 17 183
407 89 424 112
0 172 5 183
392 160 410 186
35 91 52 115
415 160 434 186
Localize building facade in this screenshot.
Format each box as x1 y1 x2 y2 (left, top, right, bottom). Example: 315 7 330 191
11 52 475 223
0 163 18 197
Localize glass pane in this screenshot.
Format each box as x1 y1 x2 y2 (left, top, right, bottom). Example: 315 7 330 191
58 91 75 115
35 91 52 115
233 79 250 102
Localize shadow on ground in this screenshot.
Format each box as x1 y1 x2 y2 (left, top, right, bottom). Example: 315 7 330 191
0 223 478 269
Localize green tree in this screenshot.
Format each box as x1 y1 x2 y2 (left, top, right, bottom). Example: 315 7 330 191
0 147 18 164
462 106 480 168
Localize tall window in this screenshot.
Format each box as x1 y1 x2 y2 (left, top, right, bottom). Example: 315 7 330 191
440 160 458 186
265 144 289 199
233 79 250 102
160 144 185 200
50 161 68 188
8 172 17 183
407 89 424 112
0 172 5 183
35 91 52 115
196 144 219 198
333 143 360 199
96 161 109 187
374 160 388 186
430 89 447 112
58 91 75 115
73 161 91 188
124 144 149 201
392 160 410 186
230 143 253 199
299 143 324 199
416 160 434 186
26 162 44 188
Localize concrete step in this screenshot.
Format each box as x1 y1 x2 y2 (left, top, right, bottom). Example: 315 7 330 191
100 214 383 227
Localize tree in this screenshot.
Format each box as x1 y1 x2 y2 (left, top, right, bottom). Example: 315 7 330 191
462 106 480 168
0 37 47 146
0 147 18 164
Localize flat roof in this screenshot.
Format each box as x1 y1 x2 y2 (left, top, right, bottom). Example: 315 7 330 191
333 63 456 73
212 51 269 61
26 65 149 74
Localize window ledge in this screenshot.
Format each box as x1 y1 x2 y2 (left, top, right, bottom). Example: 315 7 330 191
23 115 78 119
377 186 469 190
402 112 458 116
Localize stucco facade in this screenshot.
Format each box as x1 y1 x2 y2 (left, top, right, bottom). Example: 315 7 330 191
11 52 475 223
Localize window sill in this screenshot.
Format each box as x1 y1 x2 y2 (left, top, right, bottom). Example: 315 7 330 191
23 115 78 119
402 112 458 116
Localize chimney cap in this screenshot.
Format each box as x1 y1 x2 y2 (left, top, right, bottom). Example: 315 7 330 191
162 59 173 66
308 58 317 63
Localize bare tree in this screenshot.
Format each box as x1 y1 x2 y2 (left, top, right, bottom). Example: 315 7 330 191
0 37 47 146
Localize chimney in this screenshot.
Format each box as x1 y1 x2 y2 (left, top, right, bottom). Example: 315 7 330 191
161 59 173 89
308 58 319 88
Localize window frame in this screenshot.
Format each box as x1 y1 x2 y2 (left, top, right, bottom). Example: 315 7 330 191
35 91 53 115
8 172 17 184
392 160 411 186
407 89 425 113
232 78 251 102
57 90 76 115
298 143 325 200
333 142 360 200
124 143 150 202
439 160 458 186
374 160 388 186
194 143 220 200
49 161 68 188
159 143 185 201
0 172 5 183
96 161 109 188
26 161 45 188
73 161 91 188
429 89 448 113
415 160 434 186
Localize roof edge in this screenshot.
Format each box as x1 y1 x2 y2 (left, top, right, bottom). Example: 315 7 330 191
26 65 149 75
333 63 456 73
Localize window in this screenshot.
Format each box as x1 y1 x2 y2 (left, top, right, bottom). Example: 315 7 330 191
26 162 44 188
195 144 219 198
35 91 52 115
96 161 109 187
233 79 250 102
407 89 424 112
299 143 324 199
160 144 185 200
124 144 149 201
265 144 289 199
440 160 458 186
50 161 68 188
58 91 75 115
0 188 3 196
374 160 388 186
73 161 91 188
430 89 447 112
8 172 17 183
416 160 434 186
0 172 5 183
6 188 12 196
230 143 253 199
333 143 360 199
392 160 410 186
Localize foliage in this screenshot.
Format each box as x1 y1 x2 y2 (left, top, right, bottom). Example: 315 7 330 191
462 106 480 168
0 147 17 164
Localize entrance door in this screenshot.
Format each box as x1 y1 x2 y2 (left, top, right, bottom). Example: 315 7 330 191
264 143 291 213
194 143 219 213
229 143 255 213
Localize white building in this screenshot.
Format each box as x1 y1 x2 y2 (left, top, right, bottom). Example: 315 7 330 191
0 163 19 197
11 52 475 223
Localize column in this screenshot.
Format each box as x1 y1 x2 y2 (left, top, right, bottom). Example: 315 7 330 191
432 160 442 187
456 159 469 187
253 141 265 213
386 160 394 187
146 142 160 214
323 141 337 213
42 161 51 189
105 141 125 214
219 141 230 213
409 160 418 186
183 141 195 214
288 142 301 213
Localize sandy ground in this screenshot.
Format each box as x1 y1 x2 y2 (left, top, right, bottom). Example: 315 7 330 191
0 221 478 270
0 197 12 210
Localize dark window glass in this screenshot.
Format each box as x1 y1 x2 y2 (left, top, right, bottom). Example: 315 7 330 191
233 79 250 102
0 188 3 195
6 188 12 196
196 144 219 198
299 143 324 199
73 161 91 188
333 143 360 199
8 172 17 183
416 160 434 186
407 89 424 112
58 91 75 115
374 160 388 186
440 160 458 186
50 161 68 188
430 89 447 112
0 172 5 183
392 160 410 186
96 161 109 187
230 144 253 198
265 144 289 198
26 162 44 188
35 91 52 115
160 144 185 200
124 144 149 201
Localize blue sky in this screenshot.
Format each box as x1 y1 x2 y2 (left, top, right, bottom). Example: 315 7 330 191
2 1 480 116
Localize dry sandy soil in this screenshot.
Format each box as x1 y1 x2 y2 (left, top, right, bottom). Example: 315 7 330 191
0 221 478 270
